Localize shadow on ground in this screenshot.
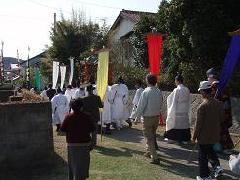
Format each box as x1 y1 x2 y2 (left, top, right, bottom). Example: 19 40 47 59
95 145 144 157
0 152 67 180
105 127 144 144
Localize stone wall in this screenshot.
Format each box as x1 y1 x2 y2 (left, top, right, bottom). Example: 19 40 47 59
129 90 240 132
0 101 54 169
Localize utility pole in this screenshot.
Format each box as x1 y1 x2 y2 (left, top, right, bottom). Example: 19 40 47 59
0 41 4 83
17 49 20 76
54 13 56 34
26 46 30 89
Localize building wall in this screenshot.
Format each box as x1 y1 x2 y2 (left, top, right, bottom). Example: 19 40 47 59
0 101 54 169
111 19 135 42
109 19 136 66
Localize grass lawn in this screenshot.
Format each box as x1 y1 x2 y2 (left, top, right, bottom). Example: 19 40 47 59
32 125 197 180
3 125 240 180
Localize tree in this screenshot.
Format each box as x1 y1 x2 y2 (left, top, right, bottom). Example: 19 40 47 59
45 10 109 84
130 14 157 68
157 0 240 91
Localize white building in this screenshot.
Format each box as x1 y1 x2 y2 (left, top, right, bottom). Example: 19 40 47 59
108 9 155 66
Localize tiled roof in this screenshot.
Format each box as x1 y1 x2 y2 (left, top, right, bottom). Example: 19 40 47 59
110 9 156 31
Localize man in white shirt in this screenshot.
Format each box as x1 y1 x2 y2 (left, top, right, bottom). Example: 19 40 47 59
132 74 163 164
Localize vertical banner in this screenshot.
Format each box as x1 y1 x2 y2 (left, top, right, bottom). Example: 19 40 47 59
146 33 163 78
34 68 41 91
69 57 74 85
96 50 109 101
52 61 59 89
60 65 66 89
218 36 240 97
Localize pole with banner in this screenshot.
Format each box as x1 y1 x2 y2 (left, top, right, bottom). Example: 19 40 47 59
146 33 164 126
96 49 109 142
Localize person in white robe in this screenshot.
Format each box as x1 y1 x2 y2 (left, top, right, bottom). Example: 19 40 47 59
229 153 240 175
130 80 144 124
40 87 49 101
65 85 73 103
71 83 78 99
164 74 191 143
75 87 86 98
51 87 69 132
109 77 129 129
102 85 112 134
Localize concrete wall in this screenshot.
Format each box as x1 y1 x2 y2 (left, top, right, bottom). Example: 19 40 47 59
0 101 53 169
129 90 240 132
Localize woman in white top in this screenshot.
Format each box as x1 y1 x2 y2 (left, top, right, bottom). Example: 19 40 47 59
164 74 191 143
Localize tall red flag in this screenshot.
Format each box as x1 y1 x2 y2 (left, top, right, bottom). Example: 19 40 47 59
147 34 163 77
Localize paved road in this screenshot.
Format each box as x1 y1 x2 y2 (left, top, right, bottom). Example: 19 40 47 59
110 126 240 180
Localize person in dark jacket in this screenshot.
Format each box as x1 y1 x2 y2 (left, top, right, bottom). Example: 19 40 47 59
61 98 95 180
193 81 224 180
82 85 103 146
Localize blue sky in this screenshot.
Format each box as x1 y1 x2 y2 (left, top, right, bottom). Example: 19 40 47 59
0 0 160 59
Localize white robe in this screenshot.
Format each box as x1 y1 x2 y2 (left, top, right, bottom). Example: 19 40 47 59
51 94 69 125
75 88 86 98
65 89 73 103
102 86 112 124
40 90 49 101
166 84 191 131
130 87 144 119
71 88 78 99
229 154 240 175
110 83 129 125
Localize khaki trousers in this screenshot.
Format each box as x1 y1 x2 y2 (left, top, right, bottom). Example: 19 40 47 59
142 116 159 160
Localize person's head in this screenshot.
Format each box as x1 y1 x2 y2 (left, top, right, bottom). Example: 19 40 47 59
71 82 77 88
89 75 95 85
198 81 212 98
118 77 124 84
146 74 157 86
135 79 142 89
86 85 94 95
67 85 72 89
48 84 53 89
70 98 83 113
175 74 184 86
206 68 218 83
57 87 62 94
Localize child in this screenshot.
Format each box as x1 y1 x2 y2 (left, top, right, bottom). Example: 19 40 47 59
61 98 95 180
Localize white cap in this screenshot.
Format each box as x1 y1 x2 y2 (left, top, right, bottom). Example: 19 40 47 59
198 81 212 91
212 80 219 85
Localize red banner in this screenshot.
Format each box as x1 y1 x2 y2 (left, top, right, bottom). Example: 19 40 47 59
147 34 163 78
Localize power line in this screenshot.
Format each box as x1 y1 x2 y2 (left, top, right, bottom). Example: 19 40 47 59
73 0 122 10
27 0 72 14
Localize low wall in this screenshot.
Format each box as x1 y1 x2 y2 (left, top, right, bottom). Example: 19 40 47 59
0 90 15 102
129 90 240 133
0 101 54 169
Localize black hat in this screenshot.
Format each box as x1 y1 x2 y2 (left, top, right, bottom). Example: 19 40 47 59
206 68 217 77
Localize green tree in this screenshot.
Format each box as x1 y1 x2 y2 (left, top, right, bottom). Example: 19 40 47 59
130 14 157 68
46 10 109 83
158 0 240 91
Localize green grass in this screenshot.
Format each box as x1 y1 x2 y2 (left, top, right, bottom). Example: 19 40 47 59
4 125 239 180
33 126 194 180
